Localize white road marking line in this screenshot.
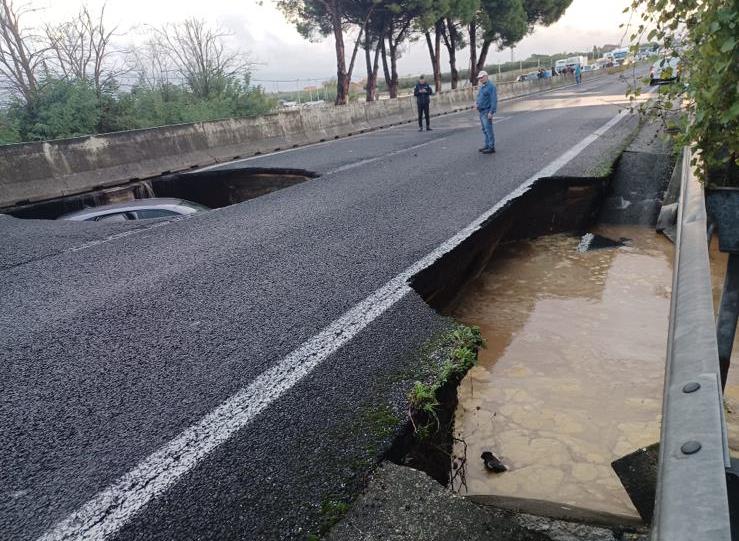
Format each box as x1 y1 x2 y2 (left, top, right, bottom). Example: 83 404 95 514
38 104 635 541
284 116 508 176
68 217 189 252
326 135 454 175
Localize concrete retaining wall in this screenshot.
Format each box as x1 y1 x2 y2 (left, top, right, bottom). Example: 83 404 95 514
0 72 601 208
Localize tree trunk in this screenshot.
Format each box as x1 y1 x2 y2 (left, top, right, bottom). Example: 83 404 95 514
346 26 363 99
468 22 477 84
449 48 458 89
434 25 442 92
380 38 391 92
476 39 492 76
364 34 381 102
331 11 349 105
371 41 381 101
424 32 437 91
364 31 374 102
388 37 399 99
441 18 459 90
424 24 442 92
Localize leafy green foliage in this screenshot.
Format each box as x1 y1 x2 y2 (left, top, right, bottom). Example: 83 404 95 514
0 75 276 144
407 324 484 435
5 78 101 141
627 0 738 185
478 0 572 46
408 381 440 414
522 0 573 26
450 323 485 349
478 0 528 47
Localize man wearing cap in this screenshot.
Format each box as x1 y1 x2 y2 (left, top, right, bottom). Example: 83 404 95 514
475 70 498 154
413 75 434 131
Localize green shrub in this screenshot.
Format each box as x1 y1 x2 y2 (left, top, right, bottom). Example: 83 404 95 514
627 0 738 184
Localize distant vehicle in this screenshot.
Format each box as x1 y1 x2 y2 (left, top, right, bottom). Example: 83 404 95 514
565 56 587 70
57 198 209 222
649 57 681 85
611 48 631 65
553 56 587 74
582 65 594 72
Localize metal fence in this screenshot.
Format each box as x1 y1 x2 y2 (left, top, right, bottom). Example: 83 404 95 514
652 147 732 540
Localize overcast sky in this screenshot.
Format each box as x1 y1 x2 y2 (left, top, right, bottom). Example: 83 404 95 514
33 0 636 90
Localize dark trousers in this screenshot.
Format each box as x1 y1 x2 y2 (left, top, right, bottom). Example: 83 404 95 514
418 103 430 128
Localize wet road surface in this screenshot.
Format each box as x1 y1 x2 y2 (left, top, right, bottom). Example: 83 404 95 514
1 71 648 540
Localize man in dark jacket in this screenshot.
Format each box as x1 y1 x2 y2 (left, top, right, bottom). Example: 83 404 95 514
413 75 434 131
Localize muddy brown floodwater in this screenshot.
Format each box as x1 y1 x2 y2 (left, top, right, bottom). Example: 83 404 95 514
450 225 674 521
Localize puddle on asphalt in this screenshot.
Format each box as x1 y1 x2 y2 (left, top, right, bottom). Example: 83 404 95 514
450 225 673 520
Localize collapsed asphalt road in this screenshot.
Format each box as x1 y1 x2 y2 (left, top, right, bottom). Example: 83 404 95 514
1 70 648 540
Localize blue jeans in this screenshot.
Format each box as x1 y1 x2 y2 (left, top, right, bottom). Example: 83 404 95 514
479 111 495 149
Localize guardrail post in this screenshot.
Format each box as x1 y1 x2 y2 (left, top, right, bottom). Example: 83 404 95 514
717 254 739 388
726 459 739 541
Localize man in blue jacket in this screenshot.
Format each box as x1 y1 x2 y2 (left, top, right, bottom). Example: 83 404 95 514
413 75 434 131
475 70 497 154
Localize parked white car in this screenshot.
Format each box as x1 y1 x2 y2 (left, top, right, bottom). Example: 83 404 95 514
649 57 681 85
58 198 209 222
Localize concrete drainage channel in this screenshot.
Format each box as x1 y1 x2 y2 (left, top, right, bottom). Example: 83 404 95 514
326 123 674 541
1 167 320 219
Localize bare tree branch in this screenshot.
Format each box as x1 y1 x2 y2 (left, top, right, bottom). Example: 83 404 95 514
44 3 128 95
0 0 48 105
150 18 250 99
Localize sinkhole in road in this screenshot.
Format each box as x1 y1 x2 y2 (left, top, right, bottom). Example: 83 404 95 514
4 167 320 220
394 175 612 491
152 167 320 209
399 145 676 526
448 225 671 524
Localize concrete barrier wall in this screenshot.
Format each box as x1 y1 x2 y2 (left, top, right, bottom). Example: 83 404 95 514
0 72 600 208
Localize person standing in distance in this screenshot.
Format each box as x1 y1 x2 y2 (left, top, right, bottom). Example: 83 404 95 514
475 70 497 154
413 75 434 131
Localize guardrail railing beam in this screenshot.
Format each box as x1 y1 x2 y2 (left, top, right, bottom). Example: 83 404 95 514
652 147 732 541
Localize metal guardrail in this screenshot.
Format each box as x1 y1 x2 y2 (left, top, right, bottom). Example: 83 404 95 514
652 148 732 540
